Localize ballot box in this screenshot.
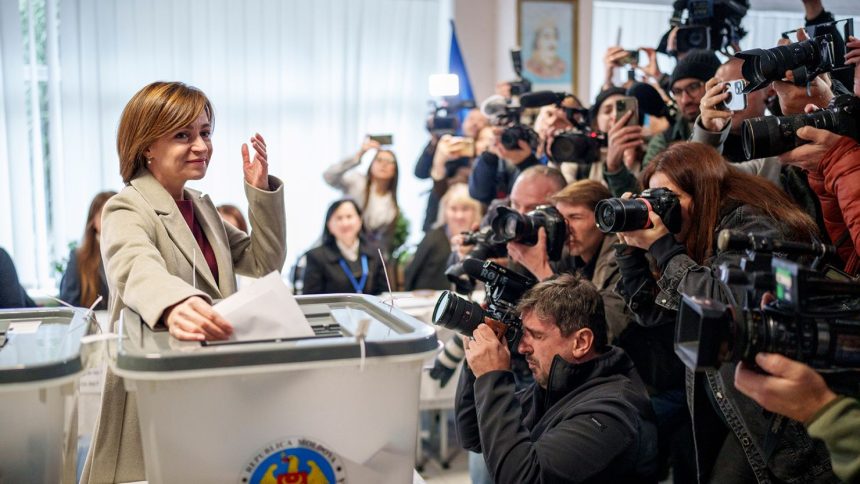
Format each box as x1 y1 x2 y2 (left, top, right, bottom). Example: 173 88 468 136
0 308 97 483
112 294 438 484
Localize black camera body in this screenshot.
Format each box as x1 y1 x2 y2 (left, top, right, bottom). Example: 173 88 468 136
675 232 860 372
741 94 860 160
595 188 683 234
550 130 608 164
664 0 748 55
491 205 568 261
427 99 476 136
736 19 854 92
501 124 539 151
434 259 537 347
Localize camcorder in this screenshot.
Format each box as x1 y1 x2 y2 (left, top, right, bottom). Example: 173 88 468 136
741 94 860 160
426 99 477 136
675 230 860 373
659 0 749 55
434 258 537 349
445 205 568 292
736 18 855 92
518 90 607 164
480 95 539 151
594 188 683 234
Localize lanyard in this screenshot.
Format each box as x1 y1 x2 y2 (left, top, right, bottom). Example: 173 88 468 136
338 255 369 293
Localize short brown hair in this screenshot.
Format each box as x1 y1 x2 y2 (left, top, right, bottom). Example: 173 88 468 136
516 273 607 348
117 82 213 183
550 179 612 211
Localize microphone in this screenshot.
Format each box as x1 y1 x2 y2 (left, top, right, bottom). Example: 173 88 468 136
717 230 836 257
519 91 567 108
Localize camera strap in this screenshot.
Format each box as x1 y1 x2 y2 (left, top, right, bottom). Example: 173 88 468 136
339 255 369 294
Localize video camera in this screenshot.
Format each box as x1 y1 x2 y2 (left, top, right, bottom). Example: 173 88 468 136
427 99 477 136
660 0 749 55
434 259 537 348
675 229 860 372
518 90 607 164
736 18 855 92
741 94 860 160
480 95 539 151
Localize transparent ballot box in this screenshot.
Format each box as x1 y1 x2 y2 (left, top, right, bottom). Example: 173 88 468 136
0 308 97 483
112 294 438 483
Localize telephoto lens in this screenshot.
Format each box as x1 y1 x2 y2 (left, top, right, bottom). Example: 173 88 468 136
736 35 831 92
432 290 486 337
741 94 860 160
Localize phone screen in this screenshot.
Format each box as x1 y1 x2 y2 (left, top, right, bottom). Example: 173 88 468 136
369 134 393 146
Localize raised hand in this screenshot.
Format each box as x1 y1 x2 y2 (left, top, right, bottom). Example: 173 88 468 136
242 133 269 190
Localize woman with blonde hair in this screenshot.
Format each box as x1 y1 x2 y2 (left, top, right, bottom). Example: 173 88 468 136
403 183 482 290
81 81 286 482
59 190 116 309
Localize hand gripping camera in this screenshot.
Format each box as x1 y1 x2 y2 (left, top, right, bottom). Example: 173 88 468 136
433 259 537 348
594 188 684 234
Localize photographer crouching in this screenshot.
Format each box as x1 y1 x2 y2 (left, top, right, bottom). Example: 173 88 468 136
455 273 658 483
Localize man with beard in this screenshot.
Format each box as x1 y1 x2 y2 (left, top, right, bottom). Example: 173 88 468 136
643 49 721 165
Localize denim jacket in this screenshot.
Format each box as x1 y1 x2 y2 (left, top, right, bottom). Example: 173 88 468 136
615 201 838 483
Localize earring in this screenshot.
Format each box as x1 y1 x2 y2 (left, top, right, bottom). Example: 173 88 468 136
146 158 153 165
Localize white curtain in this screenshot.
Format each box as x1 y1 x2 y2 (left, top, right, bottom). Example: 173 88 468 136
1 0 46 287
47 0 448 282
590 1 860 104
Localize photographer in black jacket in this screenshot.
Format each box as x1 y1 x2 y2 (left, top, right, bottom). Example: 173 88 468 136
456 273 658 483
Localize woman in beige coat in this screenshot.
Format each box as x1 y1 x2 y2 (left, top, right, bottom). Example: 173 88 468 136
81 81 286 482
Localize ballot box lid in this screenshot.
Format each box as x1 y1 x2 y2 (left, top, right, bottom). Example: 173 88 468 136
115 294 439 373
0 308 96 384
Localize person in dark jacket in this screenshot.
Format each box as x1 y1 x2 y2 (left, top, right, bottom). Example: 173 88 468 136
59 190 115 309
616 142 837 483
456 273 658 483
404 183 482 291
0 247 36 309
302 199 388 295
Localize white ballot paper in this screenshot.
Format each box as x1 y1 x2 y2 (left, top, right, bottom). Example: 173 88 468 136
215 271 315 341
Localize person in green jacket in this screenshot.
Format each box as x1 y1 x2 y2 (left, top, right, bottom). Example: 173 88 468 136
735 352 860 483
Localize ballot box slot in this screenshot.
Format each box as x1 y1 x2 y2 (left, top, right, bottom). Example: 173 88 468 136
201 323 344 346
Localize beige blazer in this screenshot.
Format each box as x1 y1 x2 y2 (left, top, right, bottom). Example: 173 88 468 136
80 170 286 483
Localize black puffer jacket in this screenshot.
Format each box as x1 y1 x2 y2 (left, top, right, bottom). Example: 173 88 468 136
455 346 659 483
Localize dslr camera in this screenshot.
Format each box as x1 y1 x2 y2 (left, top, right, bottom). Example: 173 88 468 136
594 188 683 234
736 19 855 92
741 94 860 160
434 259 537 348
676 230 860 372
491 205 568 261
517 90 607 164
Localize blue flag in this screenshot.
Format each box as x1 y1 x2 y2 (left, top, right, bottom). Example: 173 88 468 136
448 20 475 130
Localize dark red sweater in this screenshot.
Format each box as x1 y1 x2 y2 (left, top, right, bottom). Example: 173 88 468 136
176 200 219 284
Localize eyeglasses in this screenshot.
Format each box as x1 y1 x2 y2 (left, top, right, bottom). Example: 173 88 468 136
671 81 704 98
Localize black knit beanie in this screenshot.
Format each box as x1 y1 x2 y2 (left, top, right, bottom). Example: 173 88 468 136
670 49 721 88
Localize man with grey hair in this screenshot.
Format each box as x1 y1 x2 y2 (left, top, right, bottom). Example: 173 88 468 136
455 273 658 483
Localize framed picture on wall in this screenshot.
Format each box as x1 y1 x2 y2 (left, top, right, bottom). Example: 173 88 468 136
517 0 577 93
